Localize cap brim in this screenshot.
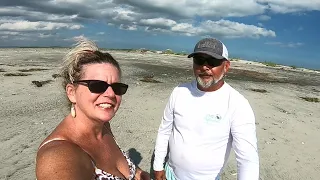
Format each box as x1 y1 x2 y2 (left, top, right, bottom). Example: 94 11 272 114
187 51 225 60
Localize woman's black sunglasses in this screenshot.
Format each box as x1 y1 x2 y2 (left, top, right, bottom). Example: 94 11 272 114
73 80 128 95
193 57 225 67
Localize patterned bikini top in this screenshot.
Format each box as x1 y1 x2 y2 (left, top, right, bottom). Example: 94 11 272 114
39 138 136 180
94 148 136 180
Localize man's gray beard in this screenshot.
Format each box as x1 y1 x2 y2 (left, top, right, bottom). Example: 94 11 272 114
196 72 225 89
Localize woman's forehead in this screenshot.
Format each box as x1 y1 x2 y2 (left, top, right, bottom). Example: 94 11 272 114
82 63 120 77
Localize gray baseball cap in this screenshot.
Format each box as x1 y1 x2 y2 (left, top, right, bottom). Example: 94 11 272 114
188 38 229 60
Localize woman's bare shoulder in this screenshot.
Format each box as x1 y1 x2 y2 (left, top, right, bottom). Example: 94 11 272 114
36 140 94 180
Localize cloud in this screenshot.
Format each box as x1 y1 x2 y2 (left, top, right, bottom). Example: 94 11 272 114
63 35 87 42
0 7 79 23
199 20 275 38
265 41 304 48
140 19 276 38
112 7 137 22
2 0 319 46
0 20 82 31
39 33 55 38
115 0 267 18
258 15 271 21
119 24 137 31
0 31 20 35
140 18 177 27
258 0 320 13
0 1 277 41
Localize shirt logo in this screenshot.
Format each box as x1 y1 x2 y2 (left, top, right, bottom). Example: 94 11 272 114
204 114 222 124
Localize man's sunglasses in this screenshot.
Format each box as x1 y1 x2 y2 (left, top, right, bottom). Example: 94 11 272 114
73 80 128 95
193 57 225 67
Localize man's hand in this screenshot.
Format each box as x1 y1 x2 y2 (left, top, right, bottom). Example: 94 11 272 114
154 170 166 180
135 168 151 180
140 171 151 180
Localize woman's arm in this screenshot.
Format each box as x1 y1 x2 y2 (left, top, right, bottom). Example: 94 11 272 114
36 140 95 180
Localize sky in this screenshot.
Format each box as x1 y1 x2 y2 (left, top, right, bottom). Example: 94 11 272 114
0 0 320 69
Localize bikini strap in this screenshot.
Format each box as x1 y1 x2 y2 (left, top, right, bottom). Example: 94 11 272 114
38 138 66 150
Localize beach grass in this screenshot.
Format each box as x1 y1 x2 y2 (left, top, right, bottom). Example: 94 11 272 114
18 68 49 72
4 72 31 76
261 61 278 67
140 75 162 83
31 80 53 87
52 74 61 78
300 96 319 102
249 88 268 93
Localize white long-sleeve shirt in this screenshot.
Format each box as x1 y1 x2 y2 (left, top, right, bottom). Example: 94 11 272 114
153 80 259 180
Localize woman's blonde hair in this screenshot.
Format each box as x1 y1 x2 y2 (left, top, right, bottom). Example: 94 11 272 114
60 36 121 106
60 36 121 88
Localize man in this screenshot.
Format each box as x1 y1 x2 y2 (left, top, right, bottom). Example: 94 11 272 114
153 38 259 180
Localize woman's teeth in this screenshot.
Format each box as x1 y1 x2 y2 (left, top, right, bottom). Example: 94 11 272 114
98 103 112 108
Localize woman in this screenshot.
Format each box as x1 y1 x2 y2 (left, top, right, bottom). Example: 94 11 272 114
36 37 150 180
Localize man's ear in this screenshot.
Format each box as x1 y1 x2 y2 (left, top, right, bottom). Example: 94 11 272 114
66 83 76 103
224 60 231 72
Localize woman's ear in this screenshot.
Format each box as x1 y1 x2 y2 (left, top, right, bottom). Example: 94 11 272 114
66 83 76 103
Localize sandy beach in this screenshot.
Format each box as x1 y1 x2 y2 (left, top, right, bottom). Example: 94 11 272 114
0 48 319 180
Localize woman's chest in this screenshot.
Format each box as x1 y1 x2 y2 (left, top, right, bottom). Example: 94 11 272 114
90 138 131 179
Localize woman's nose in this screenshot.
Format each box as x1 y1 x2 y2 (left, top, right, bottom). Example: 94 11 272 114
102 86 116 97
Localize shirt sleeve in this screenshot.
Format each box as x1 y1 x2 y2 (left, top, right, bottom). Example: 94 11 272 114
231 98 259 180
153 88 176 171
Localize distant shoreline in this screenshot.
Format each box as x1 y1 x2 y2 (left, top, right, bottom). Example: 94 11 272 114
0 47 319 72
